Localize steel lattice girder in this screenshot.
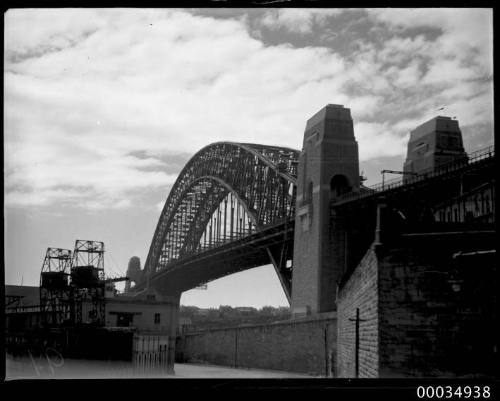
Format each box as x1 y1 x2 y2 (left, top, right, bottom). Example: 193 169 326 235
144 142 300 285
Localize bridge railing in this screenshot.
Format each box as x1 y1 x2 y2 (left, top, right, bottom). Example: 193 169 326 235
335 145 495 204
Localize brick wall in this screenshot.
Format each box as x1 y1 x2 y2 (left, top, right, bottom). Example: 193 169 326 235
176 313 337 376
337 245 379 378
377 234 497 377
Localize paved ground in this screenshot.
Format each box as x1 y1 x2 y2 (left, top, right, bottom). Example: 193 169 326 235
5 356 314 379
175 363 313 378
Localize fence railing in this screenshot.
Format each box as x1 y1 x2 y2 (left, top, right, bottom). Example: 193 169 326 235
132 333 173 376
335 145 495 204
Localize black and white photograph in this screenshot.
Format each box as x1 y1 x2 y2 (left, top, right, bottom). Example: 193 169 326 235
3 6 497 392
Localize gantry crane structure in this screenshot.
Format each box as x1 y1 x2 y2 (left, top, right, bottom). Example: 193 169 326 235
39 239 129 327
39 248 73 326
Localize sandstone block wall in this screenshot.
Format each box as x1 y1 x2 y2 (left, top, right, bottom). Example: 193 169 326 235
377 237 497 377
337 233 496 378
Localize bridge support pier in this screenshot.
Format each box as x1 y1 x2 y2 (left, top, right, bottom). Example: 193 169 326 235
291 104 360 316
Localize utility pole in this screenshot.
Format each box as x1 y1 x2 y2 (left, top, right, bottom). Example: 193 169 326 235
349 308 367 378
234 328 238 368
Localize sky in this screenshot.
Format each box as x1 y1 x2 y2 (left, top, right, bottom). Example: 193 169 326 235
4 8 494 308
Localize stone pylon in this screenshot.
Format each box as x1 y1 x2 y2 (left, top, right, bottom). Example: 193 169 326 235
291 104 360 316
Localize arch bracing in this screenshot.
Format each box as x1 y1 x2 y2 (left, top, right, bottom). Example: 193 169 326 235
143 142 300 300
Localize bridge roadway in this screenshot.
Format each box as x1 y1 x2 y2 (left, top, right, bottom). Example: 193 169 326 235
333 145 495 210
135 221 294 294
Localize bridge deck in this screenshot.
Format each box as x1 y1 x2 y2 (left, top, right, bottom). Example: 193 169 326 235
332 145 494 209
136 222 294 294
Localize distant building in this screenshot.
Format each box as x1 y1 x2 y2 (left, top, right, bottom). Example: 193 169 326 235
5 284 177 335
5 285 40 311
103 286 177 333
5 285 42 331
234 307 257 314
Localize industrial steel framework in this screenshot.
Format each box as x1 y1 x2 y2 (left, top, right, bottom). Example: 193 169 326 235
71 240 106 326
40 248 73 327
144 142 300 298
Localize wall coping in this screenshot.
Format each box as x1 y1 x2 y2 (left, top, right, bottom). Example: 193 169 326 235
105 298 176 306
182 311 337 336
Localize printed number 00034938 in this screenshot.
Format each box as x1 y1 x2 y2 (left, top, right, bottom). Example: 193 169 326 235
416 386 490 399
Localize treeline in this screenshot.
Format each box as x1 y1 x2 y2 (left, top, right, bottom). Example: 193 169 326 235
179 305 291 331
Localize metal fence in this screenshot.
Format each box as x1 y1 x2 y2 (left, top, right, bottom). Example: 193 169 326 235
132 334 172 375
335 145 495 204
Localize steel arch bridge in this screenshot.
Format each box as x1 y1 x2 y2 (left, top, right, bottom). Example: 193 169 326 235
136 142 300 300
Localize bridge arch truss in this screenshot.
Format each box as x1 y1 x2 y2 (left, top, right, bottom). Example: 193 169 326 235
144 142 300 298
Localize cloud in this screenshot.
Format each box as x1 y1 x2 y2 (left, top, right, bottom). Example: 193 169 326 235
355 122 407 160
4 8 493 210
367 8 492 76
260 9 344 34
4 9 108 63
5 9 352 210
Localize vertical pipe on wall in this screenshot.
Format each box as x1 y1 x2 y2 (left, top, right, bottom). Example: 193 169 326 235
355 308 360 378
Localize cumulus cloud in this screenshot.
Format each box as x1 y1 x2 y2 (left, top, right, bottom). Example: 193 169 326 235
260 9 344 34
4 8 493 210
4 9 108 63
4 9 349 210
367 8 492 71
